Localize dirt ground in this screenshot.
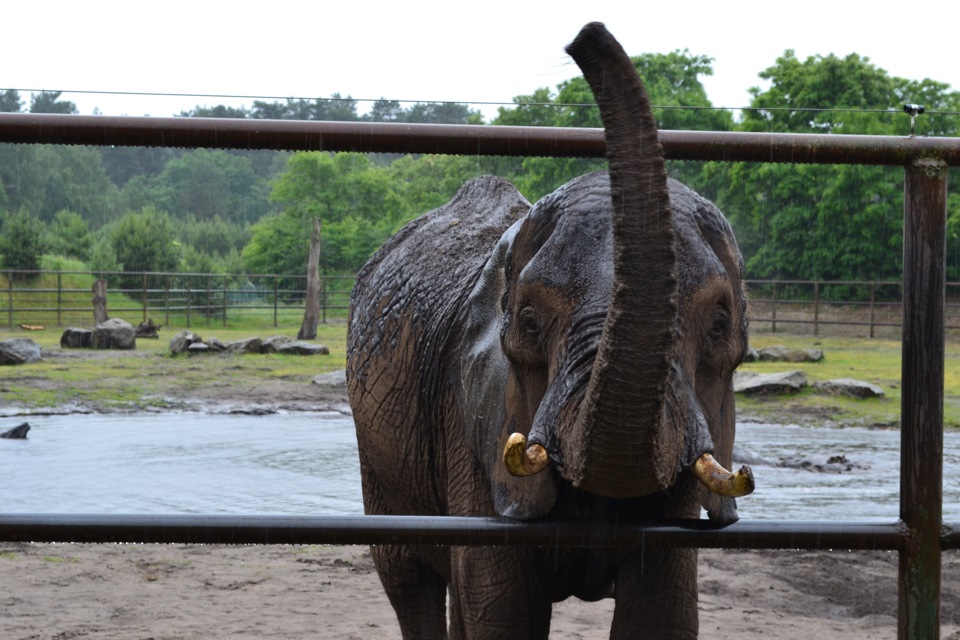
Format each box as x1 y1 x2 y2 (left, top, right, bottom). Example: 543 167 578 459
2 347 958 638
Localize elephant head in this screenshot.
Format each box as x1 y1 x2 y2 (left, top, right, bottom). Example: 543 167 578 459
457 23 750 523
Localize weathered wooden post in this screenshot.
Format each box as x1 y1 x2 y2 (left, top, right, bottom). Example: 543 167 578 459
92 279 109 325
298 218 322 340
899 158 946 640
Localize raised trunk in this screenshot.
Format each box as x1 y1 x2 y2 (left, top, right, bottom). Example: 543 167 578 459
559 23 682 497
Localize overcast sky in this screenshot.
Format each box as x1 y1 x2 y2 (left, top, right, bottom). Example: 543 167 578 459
5 1 958 122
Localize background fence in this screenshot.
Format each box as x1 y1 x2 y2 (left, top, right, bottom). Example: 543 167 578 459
8 269 960 340
1 269 354 329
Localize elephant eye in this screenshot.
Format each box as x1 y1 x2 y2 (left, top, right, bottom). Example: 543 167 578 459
519 310 542 340
709 312 730 343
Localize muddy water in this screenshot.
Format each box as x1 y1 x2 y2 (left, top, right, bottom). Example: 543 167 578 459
1 414 958 521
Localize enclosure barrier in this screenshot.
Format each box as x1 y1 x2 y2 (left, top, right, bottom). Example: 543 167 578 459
0 269 354 328
1 113 958 640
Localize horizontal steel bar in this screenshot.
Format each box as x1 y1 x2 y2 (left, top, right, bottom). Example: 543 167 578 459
2 113 960 166
0 514 927 550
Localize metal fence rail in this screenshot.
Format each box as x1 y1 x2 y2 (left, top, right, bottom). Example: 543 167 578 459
1 113 958 639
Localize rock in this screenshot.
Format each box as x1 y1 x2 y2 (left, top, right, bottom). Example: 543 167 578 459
260 335 293 354
732 443 776 466
777 453 869 473
60 328 93 349
313 370 348 388
206 337 228 352
0 422 30 439
734 370 808 395
169 330 203 355
187 342 211 353
0 338 42 365
92 318 136 350
226 337 262 354
136 318 162 339
814 378 885 399
757 345 824 363
277 341 330 356
742 347 760 363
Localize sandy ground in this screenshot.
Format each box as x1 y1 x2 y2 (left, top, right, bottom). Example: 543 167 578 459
1 542 958 639
3 350 959 638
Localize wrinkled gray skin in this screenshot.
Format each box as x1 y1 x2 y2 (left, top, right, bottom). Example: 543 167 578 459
347 23 748 640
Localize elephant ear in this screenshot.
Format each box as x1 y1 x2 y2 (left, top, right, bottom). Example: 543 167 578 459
457 220 557 520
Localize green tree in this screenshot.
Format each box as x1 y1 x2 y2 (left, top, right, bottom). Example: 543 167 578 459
714 50 952 283
493 50 732 200
150 149 269 224
179 105 250 118
29 91 78 114
0 144 118 225
0 89 23 112
46 209 92 261
110 206 180 289
0 208 46 274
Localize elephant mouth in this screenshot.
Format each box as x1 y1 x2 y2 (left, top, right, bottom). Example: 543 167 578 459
503 434 755 499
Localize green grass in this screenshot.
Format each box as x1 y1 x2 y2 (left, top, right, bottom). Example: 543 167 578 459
0 322 347 412
3 319 959 429
740 332 960 428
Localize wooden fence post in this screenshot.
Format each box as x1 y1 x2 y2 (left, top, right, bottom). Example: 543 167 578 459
274 278 279 328
56 271 62 327
164 275 170 328
813 281 820 336
771 282 778 333
222 276 228 327
7 274 13 328
869 283 876 339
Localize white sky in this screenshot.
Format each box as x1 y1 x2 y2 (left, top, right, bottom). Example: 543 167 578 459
5 1 958 122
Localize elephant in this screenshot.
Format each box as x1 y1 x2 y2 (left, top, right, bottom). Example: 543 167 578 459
346 22 751 640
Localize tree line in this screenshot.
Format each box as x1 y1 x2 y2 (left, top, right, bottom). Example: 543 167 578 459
1 49 959 294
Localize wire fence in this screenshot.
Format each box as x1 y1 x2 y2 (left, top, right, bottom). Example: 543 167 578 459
0 269 354 329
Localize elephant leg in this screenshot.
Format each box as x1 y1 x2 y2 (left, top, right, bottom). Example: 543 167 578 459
371 543 448 639
448 546 551 640
610 548 699 640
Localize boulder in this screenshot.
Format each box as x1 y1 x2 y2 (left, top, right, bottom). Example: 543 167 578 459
0 338 42 365
187 342 211 354
60 327 93 349
227 337 262 354
169 330 203 355
742 347 760 363
277 341 330 356
92 318 136 350
136 318 161 339
756 345 824 363
814 378 885 399
0 422 30 439
206 337 228 352
260 335 293 354
734 370 808 395
313 370 347 388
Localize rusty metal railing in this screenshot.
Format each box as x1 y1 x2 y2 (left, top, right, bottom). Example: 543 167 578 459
1 113 957 640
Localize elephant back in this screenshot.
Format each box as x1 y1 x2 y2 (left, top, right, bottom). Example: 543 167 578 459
347 175 531 515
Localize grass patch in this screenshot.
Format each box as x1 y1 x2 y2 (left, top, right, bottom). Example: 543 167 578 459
741 332 960 429
0 322 347 412
3 320 958 429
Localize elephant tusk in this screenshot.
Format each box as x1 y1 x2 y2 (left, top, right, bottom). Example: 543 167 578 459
503 433 551 477
693 453 755 498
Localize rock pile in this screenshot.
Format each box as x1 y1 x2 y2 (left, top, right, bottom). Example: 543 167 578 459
169 331 330 357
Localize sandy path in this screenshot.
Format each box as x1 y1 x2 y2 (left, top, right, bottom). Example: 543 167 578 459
2 542 958 639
